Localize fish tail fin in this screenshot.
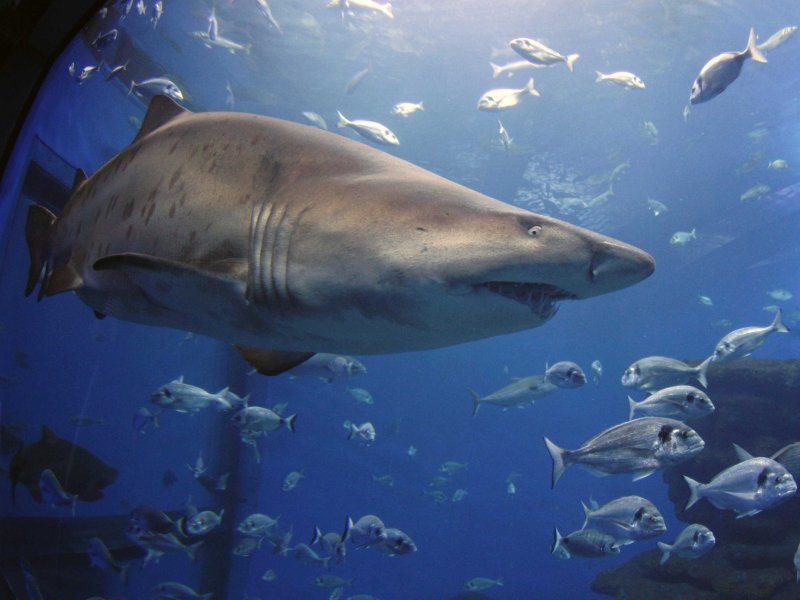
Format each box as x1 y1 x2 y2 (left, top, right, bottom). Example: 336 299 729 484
284 414 297 433
245 43 253 55
627 396 638 421
566 53 580 72
489 62 502 78
772 308 789 333
595 70 605 82
24 204 57 298
497 578 504 586
746 28 768 63
418 101 424 110
337 111 349 128
382 3 393 19
311 525 322 545
127 80 136 96
683 475 703 511
468 389 482 417
525 78 539 97
119 562 130 586
695 356 712 388
323 555 332 571
544 437 568 488
186 541 203 561
347 423 355 440
551 527 565 555
342 515 353 541
580 500 591 529
657 541 672 565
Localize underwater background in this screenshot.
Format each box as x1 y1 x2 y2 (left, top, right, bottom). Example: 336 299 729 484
1 0 800 598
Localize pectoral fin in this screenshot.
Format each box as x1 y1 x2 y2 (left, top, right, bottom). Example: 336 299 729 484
236 346 314 376
631 469 656 481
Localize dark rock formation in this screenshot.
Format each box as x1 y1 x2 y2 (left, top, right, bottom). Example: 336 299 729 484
592 359 800 598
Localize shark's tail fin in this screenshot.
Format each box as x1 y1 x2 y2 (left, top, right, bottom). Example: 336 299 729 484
772 309 789 333
24 204 56 298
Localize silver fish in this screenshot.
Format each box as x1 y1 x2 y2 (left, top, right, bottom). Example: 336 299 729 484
497 120 512 152
469 375 557 416
291 543 332 569
581 495 666 543
288 353 365 381
684 456 797 517
38 469 77 516
232 406 296 434
24 97 652 377
373 527 416 555
544 361 586 388
301 111 328 131
591 360 602 383
628 385 714 422
256 0 282 33
337 111 399 145
477 78 538 111
552 528 620 559
490 59 544 78
657 524 715 565
595 71 645 89
545 417 705 487
349 514 387 548
689 28 767 104
87 537 129 585
128 77 184 101
345 420 376 445
345 66 371 95
238 513 280 537
151 582 212 600
757 26 798 52
509 38 579 72
621 356 712 390
183 509 224 536
150 377 231 413
311 517 351 564
712 310 789 363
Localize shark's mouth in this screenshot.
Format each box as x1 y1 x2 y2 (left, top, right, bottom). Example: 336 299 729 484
478 282 575 319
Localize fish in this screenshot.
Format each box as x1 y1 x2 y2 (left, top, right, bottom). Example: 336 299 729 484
225 81 235 110
595 71 645 89
345 66 371 95
262 569 277 582
288 353 365 381
233 406 296 435
311 518 351 564
372 474 394 487
684 456 797 517
150 377 231 413
497 120 512 152
337 111 399 146
181 508 224 536
328 0 393 19
151 1 163 28
452 488 468 502
711 309 789 363
544 417 705 487
628 385 715 422
581 495 666 543
186 451 206 478
291 543 332 569
91 29 118 51
689 28 767 104
24 96 653 377
87 537 129 585
9 426 118 504
38 469 77 516
232 537 259 557
315 575 352 588
768 159 789 170
77 63 103 83
350 515 387 548
190 30 251 54
552 528 620 559
373 527 416 555
282 469 305 491
591 360 602 384
256 0 282 33
238 512 280 537
464 578 504 592
128 77 184 101
641 121 659 144
657 524 715 565
698 295 713 306
105 61 129 81
347 388 373 404
670 229 696 245
509 38 580 72
544 361 586 388
740 184 770 202
469 375 557 416
302 111 328 131
424 489 447 503
439 461 467 475
490 60 544 78
391 102 424 117
477 78 539 111
151 582 212 600
647 199 668 216
345 420 376 445
133 406 161 432
130 504 177 535
757 26 798 52
621 356 712 390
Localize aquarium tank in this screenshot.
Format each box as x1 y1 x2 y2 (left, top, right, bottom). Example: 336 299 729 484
1 1 800 598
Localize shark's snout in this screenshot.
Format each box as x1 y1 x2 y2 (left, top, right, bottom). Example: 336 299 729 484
588 240 655 295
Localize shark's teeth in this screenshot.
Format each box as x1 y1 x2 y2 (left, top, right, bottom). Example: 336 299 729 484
479 282 573 319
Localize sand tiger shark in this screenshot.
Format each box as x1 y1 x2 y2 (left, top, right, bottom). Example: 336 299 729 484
25 96 654 375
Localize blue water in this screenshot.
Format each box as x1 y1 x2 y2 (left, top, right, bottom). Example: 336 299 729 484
1 1 800 598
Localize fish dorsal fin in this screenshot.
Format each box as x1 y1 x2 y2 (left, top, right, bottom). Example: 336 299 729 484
236 346 315 376
134 95 189 143
41 426 59 444
72 169 87 193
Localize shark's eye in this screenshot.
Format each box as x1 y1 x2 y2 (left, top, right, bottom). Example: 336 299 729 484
527 225 542 237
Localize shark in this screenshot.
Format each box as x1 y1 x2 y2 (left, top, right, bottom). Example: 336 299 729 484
25 96 654 375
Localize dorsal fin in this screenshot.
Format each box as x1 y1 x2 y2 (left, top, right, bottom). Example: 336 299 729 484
133 95 189 143
72 169 87 193
41 426 59 444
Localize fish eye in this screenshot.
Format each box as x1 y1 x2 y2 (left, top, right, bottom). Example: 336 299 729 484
680 430 689 439
163 388 172 398
686 393 695 403
527 225 542 237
